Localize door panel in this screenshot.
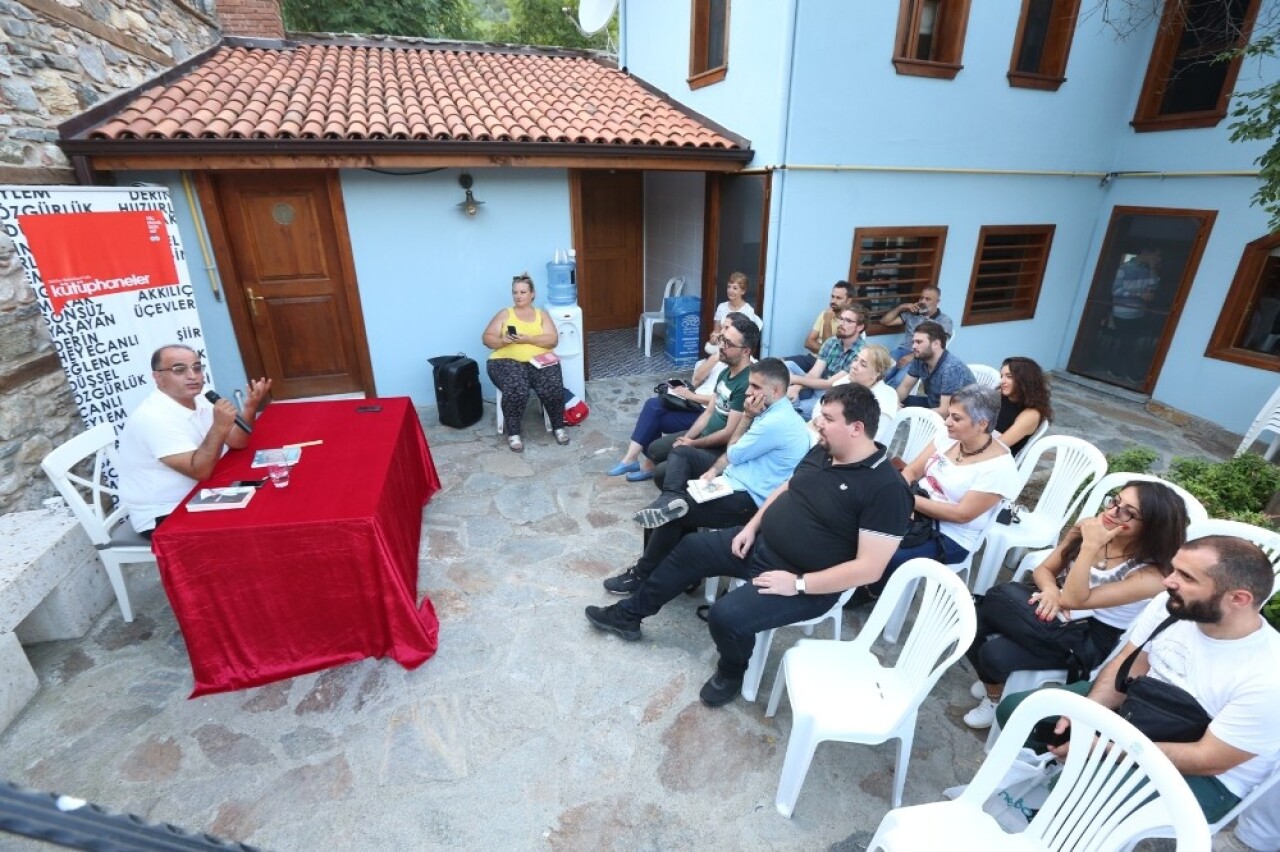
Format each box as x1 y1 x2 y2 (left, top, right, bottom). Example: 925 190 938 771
572 171 643 332
206 171 375 400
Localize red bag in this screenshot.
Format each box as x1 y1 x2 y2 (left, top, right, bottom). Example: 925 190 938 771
563 393 589 426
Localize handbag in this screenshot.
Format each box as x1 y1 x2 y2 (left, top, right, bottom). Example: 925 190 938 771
979 581 1114 683
1113 615 1212 743
899 483 943 553
945 748 1060 832
655 382 704 414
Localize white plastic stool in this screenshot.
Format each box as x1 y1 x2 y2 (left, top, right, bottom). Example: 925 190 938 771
495 388 552 434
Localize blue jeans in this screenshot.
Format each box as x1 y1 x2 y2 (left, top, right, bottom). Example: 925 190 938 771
868 533 968 597
621 528 841 680
630 396 700 450
785 360 819 419
883 343 912 388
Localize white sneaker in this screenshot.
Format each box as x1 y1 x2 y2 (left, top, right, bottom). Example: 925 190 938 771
1213 830 1257 852
969 681 986 700
963 696 998 729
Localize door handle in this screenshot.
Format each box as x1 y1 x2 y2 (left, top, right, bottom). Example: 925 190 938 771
246 287 265 319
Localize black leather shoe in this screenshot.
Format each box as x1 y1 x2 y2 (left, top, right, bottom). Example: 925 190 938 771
584 604 642 641
699 672 743 707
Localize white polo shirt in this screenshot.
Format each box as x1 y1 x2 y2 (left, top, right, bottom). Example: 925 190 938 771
117 389 218 533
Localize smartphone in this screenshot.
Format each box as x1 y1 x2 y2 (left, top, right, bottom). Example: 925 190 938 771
231 479 266 488
666 378 686 388
1031 718 1070 747
506 325 517 336
356 405 382 413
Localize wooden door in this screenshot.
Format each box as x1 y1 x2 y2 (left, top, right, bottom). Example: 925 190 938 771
202 171 375 400
570 170 643 332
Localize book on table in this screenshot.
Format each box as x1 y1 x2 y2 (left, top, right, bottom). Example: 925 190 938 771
250 446 302 468
686 476 734 504
530 352 561 369
186 486 257 512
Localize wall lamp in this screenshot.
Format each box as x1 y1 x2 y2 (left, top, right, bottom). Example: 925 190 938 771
457 173 485 216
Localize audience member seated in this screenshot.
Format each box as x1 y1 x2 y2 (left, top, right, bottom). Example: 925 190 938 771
783 304 867 419
482 272 569 452
961 480 1189 729
1014 536 1280 826
855 384 1020 606
118 343 271 537
584 383 912 707
608 319 731 478
601 359 809 595
785 280 855 373
880 286 954 387
638 313 758 486
995 356 1053 456
805 343 898 444
896 320 975 417
704 271 762 356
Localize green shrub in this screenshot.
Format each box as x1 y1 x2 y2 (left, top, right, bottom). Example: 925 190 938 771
1106 446 1159 475
1266 594 1280 632
1166 453 1280 524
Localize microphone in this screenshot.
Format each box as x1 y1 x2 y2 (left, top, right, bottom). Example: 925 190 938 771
205 390 253 435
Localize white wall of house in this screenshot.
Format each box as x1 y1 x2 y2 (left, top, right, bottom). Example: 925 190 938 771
642 171 704 315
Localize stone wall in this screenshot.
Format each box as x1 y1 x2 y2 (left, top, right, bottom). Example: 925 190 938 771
0 0 219 513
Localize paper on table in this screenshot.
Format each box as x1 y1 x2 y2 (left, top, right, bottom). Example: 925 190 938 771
251 446 302 468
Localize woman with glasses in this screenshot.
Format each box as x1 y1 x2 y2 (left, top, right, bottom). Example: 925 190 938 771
482 273 569 452
608 317 735 479
961 480 1189 729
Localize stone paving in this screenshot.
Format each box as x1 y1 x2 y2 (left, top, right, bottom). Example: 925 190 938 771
0 372 1241 850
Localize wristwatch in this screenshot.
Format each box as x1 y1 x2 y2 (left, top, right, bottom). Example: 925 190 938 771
794 576 806 594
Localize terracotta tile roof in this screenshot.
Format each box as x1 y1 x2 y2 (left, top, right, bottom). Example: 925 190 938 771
84 43 743 150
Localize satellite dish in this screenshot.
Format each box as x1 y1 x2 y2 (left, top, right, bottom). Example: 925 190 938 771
577 0 618 34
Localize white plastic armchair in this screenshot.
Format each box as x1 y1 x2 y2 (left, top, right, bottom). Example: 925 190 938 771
1236 383 1280 461
40 423 156 623
867 689 1211 851
1186 518 1280 571
765 559 975 815
638 276 684 358
968 364 1001 390
888 407 945 464
970 436 1107 595
1013 417 1051 464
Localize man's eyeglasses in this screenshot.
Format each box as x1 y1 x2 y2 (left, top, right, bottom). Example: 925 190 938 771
1103 494 1142 523
158 362 205 376
719 337 746 350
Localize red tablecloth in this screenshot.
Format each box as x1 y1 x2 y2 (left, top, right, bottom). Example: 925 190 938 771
152 397 441 696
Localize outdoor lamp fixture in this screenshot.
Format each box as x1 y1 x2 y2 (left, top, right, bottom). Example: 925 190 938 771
457 173 484 217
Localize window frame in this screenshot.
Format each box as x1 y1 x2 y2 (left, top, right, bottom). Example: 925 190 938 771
1206 233 1280 372
962 225 1056 326
892 0 973 80
688 0 731 90
1131 0 1261 132
1007 0 1081 91
848 226 949 336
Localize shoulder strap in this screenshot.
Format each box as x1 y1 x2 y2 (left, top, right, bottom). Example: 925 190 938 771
1114 614 1179 693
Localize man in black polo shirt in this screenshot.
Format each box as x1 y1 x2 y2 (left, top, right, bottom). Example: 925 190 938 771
585 383 912 707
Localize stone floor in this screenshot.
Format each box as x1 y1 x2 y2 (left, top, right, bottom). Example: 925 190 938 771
0 372 1246 850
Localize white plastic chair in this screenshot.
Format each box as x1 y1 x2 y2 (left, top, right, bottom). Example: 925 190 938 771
968 364 1001 389
888 407 946 464
970 436 1108 595
765 558 976 815
1236 383 1280 461
742 586 856 702
867 689 1211 850
39 423 155 623
1185 517 1280 569
494 387 552 434
638 276 685 358
1125 765 1280 849
1013 417 1051 464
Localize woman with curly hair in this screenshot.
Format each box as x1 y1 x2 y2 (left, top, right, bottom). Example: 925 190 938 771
995 356 1053 456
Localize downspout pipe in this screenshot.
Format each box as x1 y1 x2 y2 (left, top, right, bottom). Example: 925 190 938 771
761 0 800 356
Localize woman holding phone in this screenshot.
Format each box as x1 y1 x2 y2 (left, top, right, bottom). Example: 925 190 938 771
482 273 569 452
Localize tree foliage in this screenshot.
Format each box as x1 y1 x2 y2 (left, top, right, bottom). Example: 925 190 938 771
282 0 475 40
492 0 614 50
1229 34 1280 234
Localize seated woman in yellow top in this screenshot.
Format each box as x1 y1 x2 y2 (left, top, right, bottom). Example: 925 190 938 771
482 273 570 453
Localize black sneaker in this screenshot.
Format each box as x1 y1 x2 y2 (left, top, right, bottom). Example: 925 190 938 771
699 672 743 707
632 497 689 529
603 566 645 595
584 604 642 641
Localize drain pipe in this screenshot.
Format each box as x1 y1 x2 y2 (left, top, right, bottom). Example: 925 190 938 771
181 170 222 303
760 0 801 356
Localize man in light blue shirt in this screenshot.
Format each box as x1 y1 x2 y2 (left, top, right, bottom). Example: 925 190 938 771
601 358 811 595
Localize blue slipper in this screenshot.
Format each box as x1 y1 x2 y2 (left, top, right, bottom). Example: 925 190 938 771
625 469 654 482
607 461 641 477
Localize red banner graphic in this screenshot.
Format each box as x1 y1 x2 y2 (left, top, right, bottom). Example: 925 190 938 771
17 210 179 314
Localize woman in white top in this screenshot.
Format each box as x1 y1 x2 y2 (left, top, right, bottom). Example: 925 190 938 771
807 343 897 444
705 271 762 354
962 480 1188 729
856 385 1021 605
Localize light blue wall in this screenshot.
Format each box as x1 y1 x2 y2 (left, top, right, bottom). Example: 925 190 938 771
129 170 250 397
340 168 573 402
621 0 791 161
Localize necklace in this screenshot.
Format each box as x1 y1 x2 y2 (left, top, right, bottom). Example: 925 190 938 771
955 435 993 462
1094 542 1112 571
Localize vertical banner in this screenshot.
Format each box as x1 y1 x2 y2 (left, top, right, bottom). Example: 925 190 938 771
0 186 210 433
